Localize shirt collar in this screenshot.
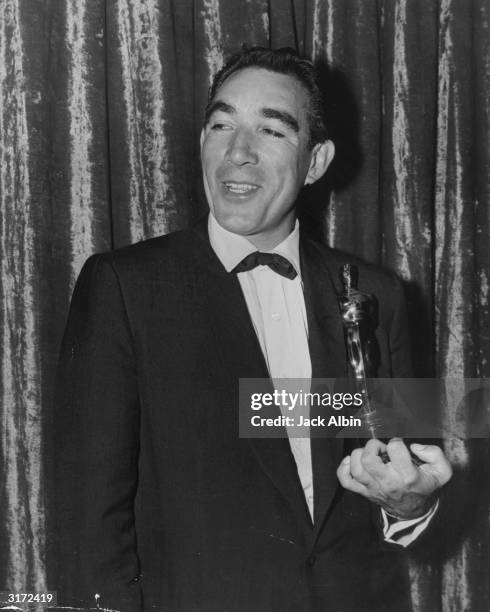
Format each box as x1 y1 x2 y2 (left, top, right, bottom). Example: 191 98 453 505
208 213 301 278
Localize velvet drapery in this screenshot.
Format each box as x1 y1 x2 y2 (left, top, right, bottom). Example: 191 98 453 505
0 1 488 610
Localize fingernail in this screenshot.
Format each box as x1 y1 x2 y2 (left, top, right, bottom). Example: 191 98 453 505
411 443 425 450
342 456 351 464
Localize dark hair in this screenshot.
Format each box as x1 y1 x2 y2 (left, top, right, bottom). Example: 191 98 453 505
205 46 328 148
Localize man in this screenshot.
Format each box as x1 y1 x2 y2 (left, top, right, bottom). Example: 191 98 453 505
54 47 452 611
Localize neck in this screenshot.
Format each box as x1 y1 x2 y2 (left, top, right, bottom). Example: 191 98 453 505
242 220 297 251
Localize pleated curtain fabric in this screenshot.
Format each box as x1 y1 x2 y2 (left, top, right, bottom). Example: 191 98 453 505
0 1 488 610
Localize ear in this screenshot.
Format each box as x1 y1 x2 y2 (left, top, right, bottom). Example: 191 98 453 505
304 140 335 186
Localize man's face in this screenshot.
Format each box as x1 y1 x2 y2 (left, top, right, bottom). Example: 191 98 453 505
200 67 333 249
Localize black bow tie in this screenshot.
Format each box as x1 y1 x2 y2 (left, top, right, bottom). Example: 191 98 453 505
233 252 297 280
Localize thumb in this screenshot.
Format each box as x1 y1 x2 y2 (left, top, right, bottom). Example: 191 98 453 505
410 443 452 485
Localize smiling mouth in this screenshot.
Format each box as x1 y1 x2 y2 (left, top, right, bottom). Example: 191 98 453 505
223 182 259 194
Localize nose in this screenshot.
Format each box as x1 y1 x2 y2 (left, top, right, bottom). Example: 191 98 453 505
224 128 259 166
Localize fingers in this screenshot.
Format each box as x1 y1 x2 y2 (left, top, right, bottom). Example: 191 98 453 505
337 439 453 515
337 439 387 493
337 438 418 495
357 438 386 479
386 438 418 483
410 443 453 485
349 448 373 485
336 455 369 496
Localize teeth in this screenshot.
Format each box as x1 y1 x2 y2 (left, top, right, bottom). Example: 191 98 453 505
225 182 256 193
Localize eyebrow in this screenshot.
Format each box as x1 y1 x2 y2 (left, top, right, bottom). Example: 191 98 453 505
260 108 299 133
204 101 235 125
205 101 300 133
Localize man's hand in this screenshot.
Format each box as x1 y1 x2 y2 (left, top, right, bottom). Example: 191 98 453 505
336 438 453 519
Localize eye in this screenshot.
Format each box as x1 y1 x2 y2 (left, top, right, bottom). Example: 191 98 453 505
261 127 285 138
210 122 232 131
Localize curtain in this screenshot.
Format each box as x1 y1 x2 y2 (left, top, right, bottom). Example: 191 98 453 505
0 1 488 610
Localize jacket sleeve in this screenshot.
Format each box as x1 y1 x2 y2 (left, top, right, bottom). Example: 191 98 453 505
54 254 143 612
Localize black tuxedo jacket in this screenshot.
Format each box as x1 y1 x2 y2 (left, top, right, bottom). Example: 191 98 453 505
54 219 415 612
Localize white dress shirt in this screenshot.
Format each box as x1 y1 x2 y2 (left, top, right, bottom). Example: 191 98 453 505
208 213 437 545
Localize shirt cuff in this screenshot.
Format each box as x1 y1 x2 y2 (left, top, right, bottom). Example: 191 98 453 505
381 499 440 548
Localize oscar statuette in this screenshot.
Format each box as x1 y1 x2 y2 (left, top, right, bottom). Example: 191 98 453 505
338 264 422 466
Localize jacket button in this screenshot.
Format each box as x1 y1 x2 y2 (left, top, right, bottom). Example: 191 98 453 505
306 554 316 567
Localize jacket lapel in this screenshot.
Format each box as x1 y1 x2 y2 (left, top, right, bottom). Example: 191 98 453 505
191 220 313 534
300 235 347 532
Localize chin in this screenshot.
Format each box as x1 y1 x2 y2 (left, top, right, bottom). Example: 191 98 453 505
213 211 260 237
